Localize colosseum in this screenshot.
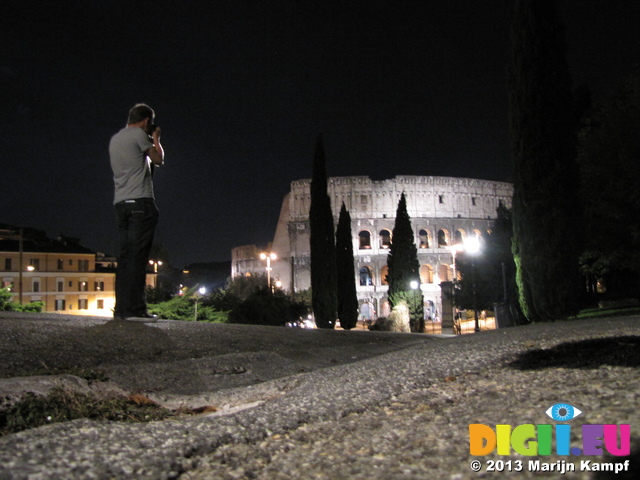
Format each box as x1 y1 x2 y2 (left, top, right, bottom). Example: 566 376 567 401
232 175 513 325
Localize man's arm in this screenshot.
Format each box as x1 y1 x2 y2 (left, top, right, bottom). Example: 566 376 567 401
146 127 164 166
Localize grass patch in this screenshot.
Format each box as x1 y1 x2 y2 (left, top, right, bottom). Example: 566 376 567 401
0 386 173 436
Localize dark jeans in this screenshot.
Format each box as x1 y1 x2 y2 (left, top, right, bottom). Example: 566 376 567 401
114 198 158 317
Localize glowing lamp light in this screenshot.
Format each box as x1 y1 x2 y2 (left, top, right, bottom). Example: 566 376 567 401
463 236 482 255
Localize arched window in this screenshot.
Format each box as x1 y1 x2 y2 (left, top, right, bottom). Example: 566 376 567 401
359 231 371 249
420 264 434 284
379 230 392 249
438 264 451 282
425 300 436 320
419 229 430 248
380 265 389 285
359 266 374 286
437 229 448 247
454 229 464 245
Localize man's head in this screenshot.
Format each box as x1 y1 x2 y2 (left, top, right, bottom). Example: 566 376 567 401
127 103 155 133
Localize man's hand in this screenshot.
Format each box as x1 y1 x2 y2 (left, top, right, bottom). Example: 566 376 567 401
147 127 164 166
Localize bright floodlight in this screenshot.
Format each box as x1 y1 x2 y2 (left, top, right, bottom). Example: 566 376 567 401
410 280 419 290
464 236 482 255
198 287 206 295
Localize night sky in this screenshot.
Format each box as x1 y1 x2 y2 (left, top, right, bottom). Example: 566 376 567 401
2 1 638 267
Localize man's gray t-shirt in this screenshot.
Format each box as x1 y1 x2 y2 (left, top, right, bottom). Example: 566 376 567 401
109 126 154 204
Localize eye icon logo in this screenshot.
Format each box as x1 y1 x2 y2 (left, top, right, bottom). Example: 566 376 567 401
545 403 583 422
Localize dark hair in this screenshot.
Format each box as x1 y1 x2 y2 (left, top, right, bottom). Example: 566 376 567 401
127 103 155 124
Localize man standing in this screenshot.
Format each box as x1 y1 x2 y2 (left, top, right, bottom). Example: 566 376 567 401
109 104 164 319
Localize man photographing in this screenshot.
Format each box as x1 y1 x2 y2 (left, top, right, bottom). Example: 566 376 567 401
109 103 165 320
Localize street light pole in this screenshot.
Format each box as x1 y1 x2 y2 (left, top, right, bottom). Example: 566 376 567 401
149 259 163 288
260 252 277 291
194 286 206 321
463 236 482 333
471 256 479 332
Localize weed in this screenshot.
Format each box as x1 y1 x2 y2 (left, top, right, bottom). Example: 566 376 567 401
0 386 173 436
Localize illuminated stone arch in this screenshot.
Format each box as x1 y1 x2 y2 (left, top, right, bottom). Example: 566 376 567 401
438 263 452 282
418 229 430 248
437 229 450 247
359 266 374 286
379 229 392 249
420 264 434 284
358 230 372 249
380 265 389 285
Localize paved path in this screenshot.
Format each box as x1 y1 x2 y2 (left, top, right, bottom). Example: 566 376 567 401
0 312 638 479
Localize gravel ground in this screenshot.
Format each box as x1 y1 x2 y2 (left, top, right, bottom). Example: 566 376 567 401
181 361 638 480
0 313 638 479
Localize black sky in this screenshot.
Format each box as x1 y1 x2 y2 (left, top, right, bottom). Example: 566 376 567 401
1 1 638 266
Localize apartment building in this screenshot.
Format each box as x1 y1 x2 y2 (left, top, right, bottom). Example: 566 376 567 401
1 226 151 316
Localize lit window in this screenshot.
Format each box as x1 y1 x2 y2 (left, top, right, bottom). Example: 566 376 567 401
380 266 389 285
379 230 391 249
421 265 434 284
419 229 429 248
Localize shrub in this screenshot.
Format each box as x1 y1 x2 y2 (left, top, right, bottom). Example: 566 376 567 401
228 288 310 326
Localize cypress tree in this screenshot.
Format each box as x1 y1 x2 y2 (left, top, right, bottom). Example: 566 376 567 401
578 74 640 298
387 193 424 332
336 202 359 330
309 134 338 329
509 0 582 322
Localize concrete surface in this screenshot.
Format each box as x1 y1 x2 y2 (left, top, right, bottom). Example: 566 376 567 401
0 311 638 479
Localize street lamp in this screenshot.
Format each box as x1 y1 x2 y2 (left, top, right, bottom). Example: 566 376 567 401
409 280 423 332
194 286 206 321
463 236 482 332
149 259 163 287
149 259 163 272
448 244 464 281
260 252 277 291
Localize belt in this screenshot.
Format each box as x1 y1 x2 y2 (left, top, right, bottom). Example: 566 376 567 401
118 198 153 205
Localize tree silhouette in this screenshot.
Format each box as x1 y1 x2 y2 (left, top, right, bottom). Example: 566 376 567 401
309 134 338 329
336 203 359 330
